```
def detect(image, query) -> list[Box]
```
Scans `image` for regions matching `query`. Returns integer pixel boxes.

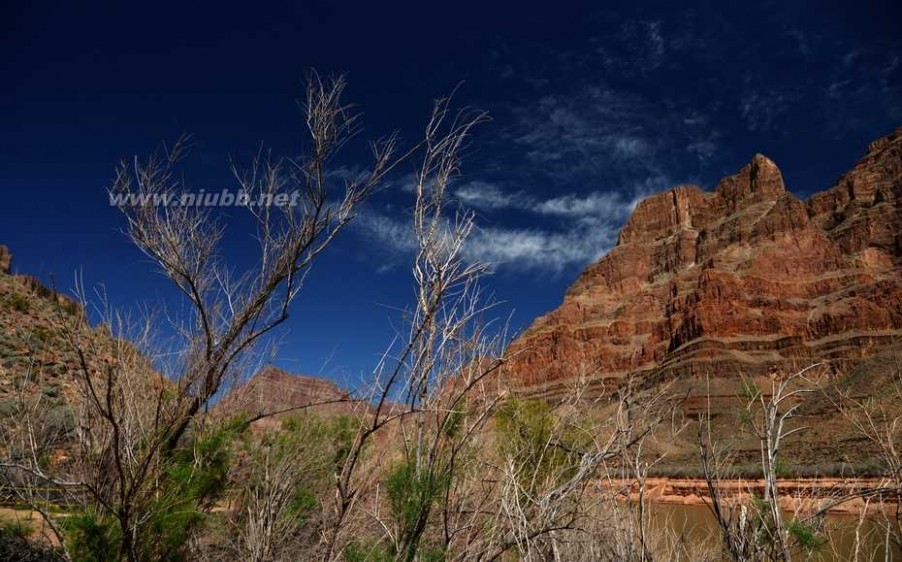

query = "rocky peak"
[0,245,11,274]
[714,153,786,211]
[617,154,787,248]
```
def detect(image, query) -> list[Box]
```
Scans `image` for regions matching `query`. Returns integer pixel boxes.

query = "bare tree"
[318,93,505,562]
[3,72,414,562]
[700,365,829,562]
[475,376,675,562]
[836,351,902,556]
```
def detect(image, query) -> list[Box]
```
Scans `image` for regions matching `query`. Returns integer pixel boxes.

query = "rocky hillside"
[0,247,86,415]
[505,127,902,399]
[0,246,122,463]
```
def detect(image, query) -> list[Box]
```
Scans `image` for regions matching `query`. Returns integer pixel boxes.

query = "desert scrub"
[1,292,30,313]
[45,405,76,441]
[41,384,61,398]
[384,458,451,553]
[60,424,242,562]
[0,516,33,539]
[0,399,21,417]
[27,326,58,348]
[738,379,762,401]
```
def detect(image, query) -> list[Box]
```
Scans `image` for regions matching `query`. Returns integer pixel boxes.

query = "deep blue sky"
[2,0,900,387]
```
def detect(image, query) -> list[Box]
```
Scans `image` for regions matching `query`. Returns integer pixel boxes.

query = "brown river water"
[648,503,902,561]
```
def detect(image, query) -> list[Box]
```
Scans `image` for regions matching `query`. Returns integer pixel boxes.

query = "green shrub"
[774,459,793,478]
[385,459,450,541]
[2,293,30,313]
[42,385,61,399]
[29,327,55,347]
[343,541,393,562]
[61,423,243,562]
[45,405,76,440]
[63,511,121,562]
[0,399,21,417]
[787,518,823,551]
[495,398,585,492]
[342,539,445,562]
[441,405,466,439]
[328,414,362,468]
[284,489,319,524]
[738,380,762,401]
[60,299,80,317]
[737,408,754,428]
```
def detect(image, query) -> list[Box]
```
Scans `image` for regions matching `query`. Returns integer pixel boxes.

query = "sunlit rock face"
[505,126,902,398]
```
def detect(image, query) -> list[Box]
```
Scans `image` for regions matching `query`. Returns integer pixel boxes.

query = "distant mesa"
[215,365,360,423]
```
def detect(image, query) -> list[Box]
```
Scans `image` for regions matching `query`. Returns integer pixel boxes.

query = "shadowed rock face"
[505,127,902,398]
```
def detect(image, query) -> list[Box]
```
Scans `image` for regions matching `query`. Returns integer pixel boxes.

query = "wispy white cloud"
[454,181,529,211]
[534,191,637,220]
[356,208,617,274]
[499,82,721,188]
[463,225,616,272]
[356,178,665,274]
[453,181,641,220]
[354,211,417,252]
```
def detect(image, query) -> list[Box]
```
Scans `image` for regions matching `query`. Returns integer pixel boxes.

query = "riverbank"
[609,477,897,515]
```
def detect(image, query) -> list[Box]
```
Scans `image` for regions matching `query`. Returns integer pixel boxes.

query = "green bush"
[328,414,363,468]
[385,459,450,541]
[343,538,445,562]
[738,379,762,401]
[62,423,244,562]
[2,293,30,313]
[441,405,466,439]
[63,511,121,562]
[787,518,824,551]
[343,541,393,562]
[29,327,56,347]
[42,384,61,399]
[495,398,585,493]
[284,489,319,525]
[0,517,33,539]
[0,399,21,417]
[60,299,81,317]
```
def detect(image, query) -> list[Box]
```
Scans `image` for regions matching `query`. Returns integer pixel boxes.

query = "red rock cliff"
[505,127,902,397]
